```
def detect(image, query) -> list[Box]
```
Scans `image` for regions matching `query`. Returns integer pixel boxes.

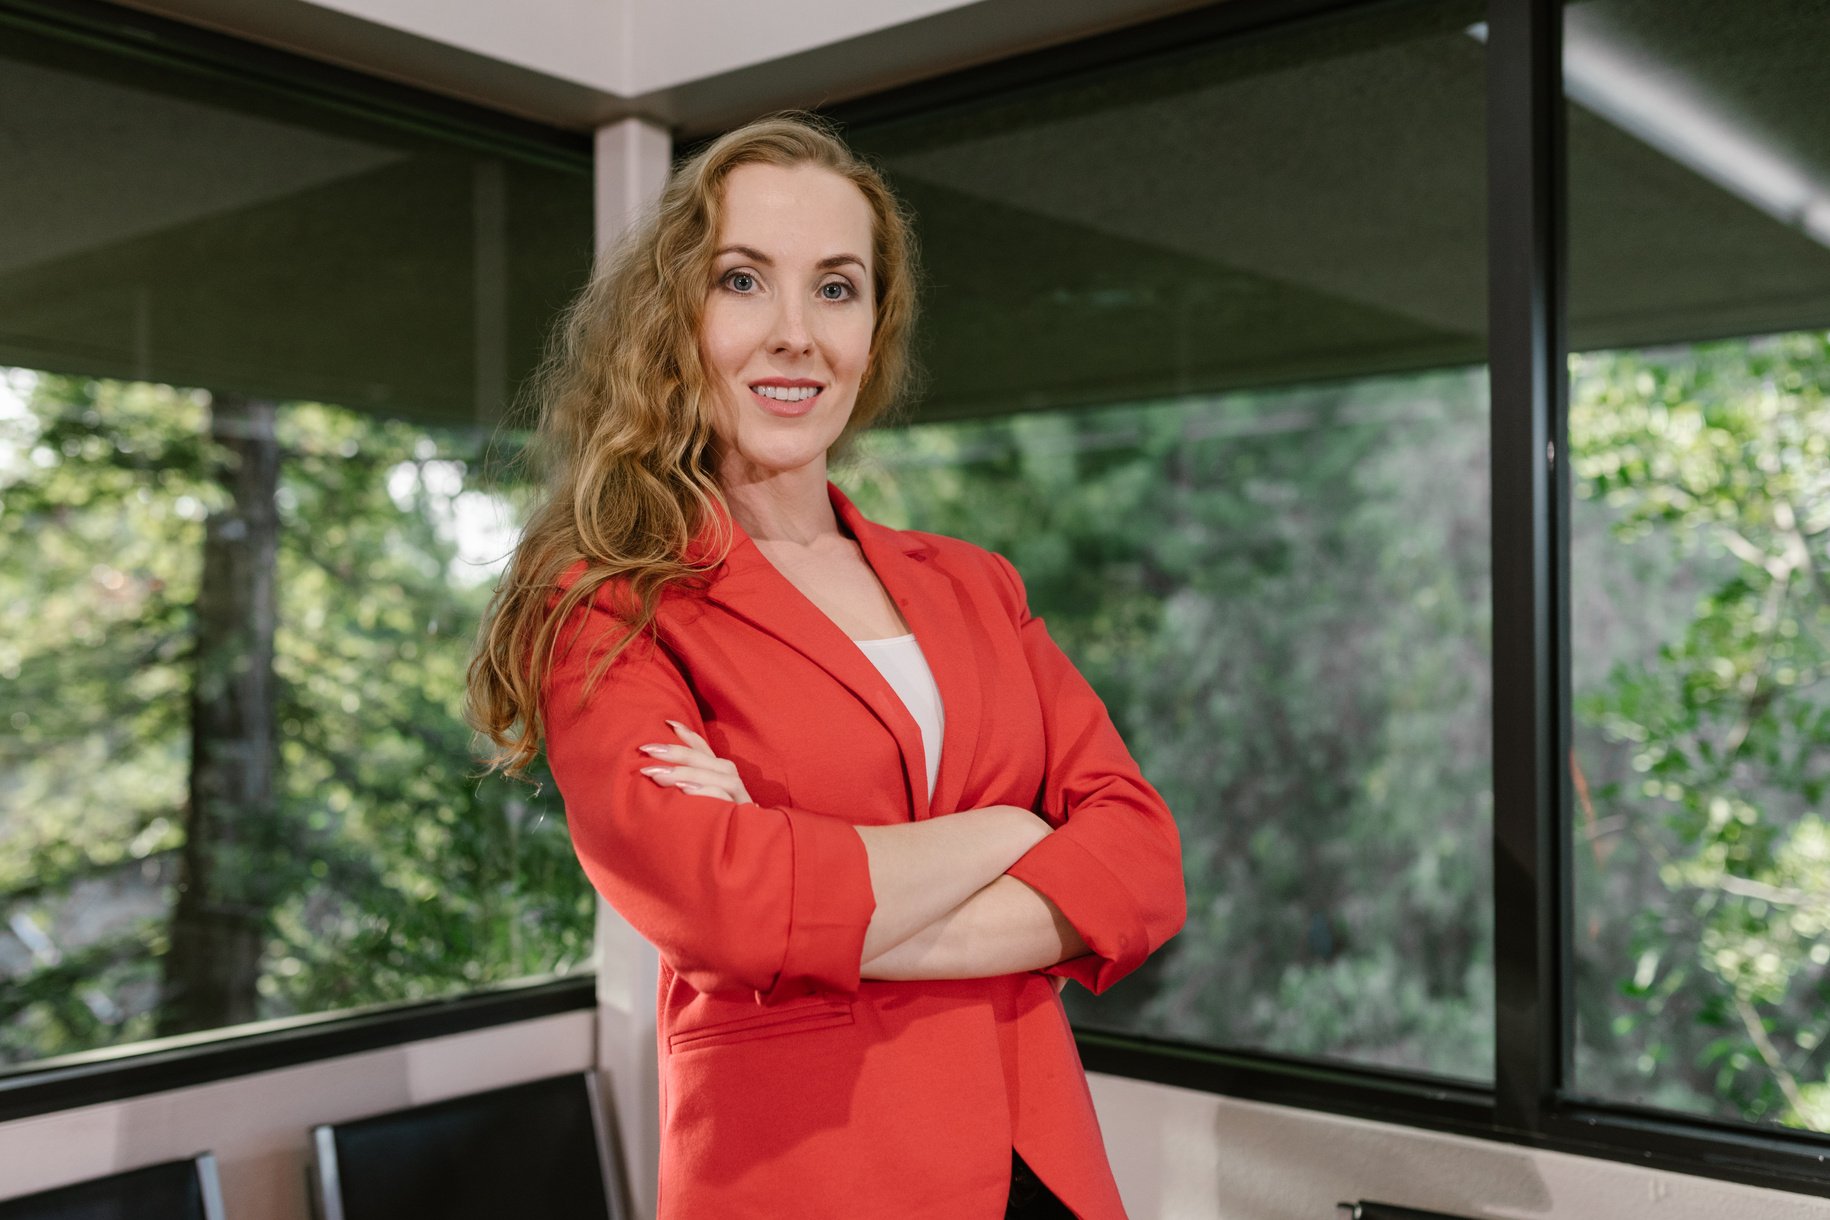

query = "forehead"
[715,162,873,263]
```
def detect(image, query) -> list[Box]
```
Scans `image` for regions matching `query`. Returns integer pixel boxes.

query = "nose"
[768,294,814,356]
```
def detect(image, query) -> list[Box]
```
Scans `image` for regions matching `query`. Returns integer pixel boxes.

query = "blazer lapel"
[832,485,986,821]
[699,496,933,818]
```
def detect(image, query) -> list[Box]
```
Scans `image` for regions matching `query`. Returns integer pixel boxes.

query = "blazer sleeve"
[542,594,878,1004]
[990,551,1188,994]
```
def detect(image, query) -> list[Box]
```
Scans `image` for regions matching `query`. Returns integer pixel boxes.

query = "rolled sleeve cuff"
[1006,832,1149,995]
[764,809,878,1003]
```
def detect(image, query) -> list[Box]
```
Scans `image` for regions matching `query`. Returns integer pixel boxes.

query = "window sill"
[0,973,595,1124]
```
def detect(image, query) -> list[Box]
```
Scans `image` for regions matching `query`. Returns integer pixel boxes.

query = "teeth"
[752,385,820,402]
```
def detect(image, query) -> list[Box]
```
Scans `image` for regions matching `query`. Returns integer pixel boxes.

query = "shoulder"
[550,558,635,619]
[833,481,1028,608]
[886,526,1030,616]
[551,558,700,617]
[544,560,673,667]
[554,557,590,598]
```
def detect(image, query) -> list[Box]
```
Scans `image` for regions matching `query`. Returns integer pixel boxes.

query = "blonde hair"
[466,111,922,778]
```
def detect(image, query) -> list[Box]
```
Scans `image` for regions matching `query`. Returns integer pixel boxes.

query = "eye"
[721,270,758,293]
[820,279,856,302]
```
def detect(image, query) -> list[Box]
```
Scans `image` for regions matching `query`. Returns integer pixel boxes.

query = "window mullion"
[1486,0,1571,1136]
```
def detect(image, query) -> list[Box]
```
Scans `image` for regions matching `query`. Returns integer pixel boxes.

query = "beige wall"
[6,1040,1827,1220]
[1092,1074,1830,1220]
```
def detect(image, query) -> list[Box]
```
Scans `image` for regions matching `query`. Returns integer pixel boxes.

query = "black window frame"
[0,0,596,1126]
[0,0,592,171]
[821,0,1830,1199]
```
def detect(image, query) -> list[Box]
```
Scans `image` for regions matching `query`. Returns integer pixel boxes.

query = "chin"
[739,446,836,477]
[712,428,835,478]
[716,405,853,476]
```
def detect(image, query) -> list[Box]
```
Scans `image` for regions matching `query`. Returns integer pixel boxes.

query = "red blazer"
[544,482,1185,1219]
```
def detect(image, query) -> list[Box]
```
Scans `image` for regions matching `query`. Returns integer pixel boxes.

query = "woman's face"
[700,161,876,488]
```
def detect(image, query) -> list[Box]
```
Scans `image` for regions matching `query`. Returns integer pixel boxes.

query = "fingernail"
[665,719,688,733]
[638,744,669,757]
[678,783,703,795]
[640,766,670,779]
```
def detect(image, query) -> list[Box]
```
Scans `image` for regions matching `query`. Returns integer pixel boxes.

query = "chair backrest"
[0,1154,225,1220]
[309,1071,623,1220]
[1337,1203,1478,1220]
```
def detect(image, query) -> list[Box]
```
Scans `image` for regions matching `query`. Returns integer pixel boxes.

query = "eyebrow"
[714,244,866,272]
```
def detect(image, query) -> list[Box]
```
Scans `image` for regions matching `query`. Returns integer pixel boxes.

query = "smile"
[749,384,823,417]
[750,384,823,402]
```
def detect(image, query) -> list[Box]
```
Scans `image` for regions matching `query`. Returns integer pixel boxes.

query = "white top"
[853,633,945,798]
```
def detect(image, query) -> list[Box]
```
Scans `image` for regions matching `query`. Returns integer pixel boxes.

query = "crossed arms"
[640,721,1085,983]
[543,555,1184,1002]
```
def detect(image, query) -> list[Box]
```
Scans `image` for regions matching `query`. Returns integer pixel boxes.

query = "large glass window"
[0,19,595,1067]
[1565,0,1830,1131]
[841,0,1493,1081]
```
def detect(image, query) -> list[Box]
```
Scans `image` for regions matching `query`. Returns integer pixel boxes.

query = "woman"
[468,112,1185,1219]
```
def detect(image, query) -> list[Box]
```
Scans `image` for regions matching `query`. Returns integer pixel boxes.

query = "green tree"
[842,365,1495,1080]
[1570,331,1830,1128]
[0,372,591,1063]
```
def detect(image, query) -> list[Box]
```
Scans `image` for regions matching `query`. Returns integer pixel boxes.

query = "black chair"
[1338,1203,1479,1220]
[0,1154,225,1220]
[308,1071,624,1220]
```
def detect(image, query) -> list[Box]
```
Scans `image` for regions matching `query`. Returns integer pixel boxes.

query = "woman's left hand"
[637,720,754,804]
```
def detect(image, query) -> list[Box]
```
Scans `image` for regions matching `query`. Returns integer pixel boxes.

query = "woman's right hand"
[637,720,754,804]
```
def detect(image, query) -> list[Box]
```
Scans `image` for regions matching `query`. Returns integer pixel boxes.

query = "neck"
[718,460,839,546]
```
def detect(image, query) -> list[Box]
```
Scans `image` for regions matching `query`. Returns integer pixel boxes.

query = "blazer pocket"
[666,996,855,1054]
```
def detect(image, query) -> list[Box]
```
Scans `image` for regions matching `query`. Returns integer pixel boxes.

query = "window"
[1564,0,1830,1133]
[0,11,595,1069]
[841,0,1494,1082]
[833,0,1830,1188]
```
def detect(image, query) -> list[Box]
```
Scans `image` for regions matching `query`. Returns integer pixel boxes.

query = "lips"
[749,385,823,418]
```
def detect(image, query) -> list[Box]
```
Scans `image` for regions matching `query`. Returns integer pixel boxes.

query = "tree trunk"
[158,391,281,1036]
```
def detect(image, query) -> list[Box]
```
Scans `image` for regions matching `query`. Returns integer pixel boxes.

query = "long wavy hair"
[467,111,922,779]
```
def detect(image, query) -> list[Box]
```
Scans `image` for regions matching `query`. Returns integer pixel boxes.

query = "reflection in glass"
[0,17,593,1069]
[842,0,1493,1079]
[1567,0,1830,1131]
[844,369,1493,1079]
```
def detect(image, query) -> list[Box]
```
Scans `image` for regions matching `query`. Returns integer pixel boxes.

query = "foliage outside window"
[840,328,1830,1134]
[1570,331,1830,1130]
[843,0,1494,1083]
[0,8,595,1068]
[1562,0,1830,1133]
[0,372,592,1066]
[843,367,1496,1082]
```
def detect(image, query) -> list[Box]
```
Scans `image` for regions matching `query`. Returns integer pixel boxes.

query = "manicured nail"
[640,766,670,779]
[638,744,670,757]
